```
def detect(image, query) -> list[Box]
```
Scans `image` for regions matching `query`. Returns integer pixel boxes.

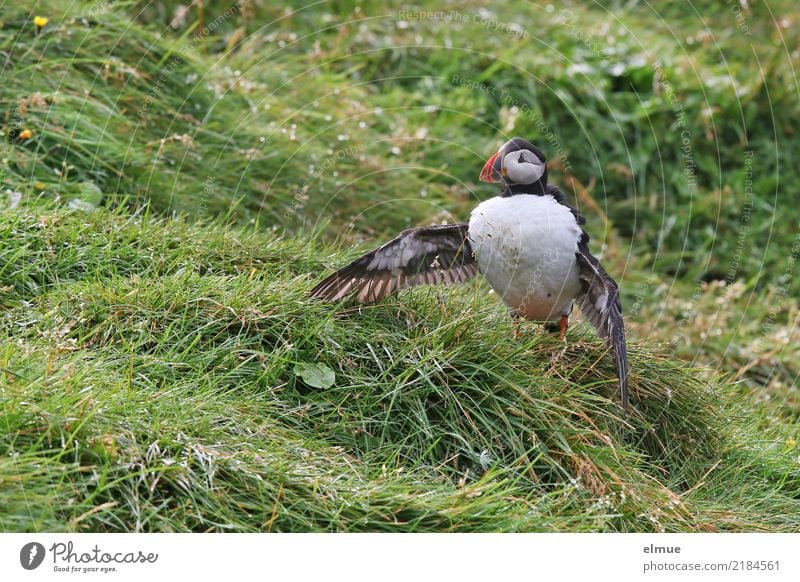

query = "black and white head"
[479,137,548,191]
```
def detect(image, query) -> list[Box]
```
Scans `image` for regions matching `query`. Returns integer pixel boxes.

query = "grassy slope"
[0,0,798,531]
[1,207,798,532]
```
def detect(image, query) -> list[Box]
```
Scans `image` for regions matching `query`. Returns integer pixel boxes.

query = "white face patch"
[503,149,545,184]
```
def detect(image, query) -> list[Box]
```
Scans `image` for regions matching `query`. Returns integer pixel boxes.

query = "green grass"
[5,0,799,279]
[0,206,798,532]
[1,0,798,531]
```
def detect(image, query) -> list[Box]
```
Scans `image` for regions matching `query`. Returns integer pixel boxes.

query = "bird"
[309,137,629,409]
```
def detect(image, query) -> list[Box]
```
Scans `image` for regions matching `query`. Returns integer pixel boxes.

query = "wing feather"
[574,234,629,409]
[309,224,477,304]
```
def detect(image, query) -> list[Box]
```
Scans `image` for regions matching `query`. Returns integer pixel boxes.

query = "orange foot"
[559,314,568,342]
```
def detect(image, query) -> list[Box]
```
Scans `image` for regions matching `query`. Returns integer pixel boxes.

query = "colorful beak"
[479,151,502,183]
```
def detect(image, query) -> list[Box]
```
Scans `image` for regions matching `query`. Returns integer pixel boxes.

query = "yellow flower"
[19,129,33,139]
[34,16,49,28]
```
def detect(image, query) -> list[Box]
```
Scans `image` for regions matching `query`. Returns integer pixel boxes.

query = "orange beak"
[479,151,502,182]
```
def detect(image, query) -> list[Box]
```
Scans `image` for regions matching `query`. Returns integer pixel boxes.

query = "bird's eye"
[516,150,542,165]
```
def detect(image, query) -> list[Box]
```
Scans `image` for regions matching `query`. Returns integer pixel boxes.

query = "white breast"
[468,194,583,321]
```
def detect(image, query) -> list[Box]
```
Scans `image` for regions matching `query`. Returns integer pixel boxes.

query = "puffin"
[309,137,629,409]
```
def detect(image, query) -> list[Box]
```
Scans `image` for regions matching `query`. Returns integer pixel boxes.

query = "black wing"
[309,224,478,304]
[574,233,629,409]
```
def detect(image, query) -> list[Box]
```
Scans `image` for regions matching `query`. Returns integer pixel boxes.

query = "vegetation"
[0,0,797,531]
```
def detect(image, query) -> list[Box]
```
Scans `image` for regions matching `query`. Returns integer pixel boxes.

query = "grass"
[1,204,798,532]
[0,0,798,531]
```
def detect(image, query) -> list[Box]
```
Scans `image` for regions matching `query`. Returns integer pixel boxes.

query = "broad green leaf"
[294,362,335,389]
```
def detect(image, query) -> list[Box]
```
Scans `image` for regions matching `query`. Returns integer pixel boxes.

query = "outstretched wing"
[574,233,629,409]
[309,224,478,304]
